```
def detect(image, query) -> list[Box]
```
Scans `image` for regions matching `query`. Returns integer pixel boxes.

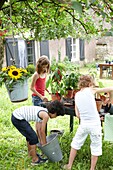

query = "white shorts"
[71,124,102,156]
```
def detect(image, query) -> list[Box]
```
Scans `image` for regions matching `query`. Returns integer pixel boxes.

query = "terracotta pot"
[51,93,61,101]
[109,91,113,104]
[73,89,80,98]
[95,99,102,112]
[64,90,74,99]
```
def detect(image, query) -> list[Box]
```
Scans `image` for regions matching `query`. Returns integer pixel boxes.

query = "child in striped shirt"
[11,100,65,165]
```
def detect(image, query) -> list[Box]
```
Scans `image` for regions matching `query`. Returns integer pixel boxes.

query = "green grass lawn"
[0,69,113,170]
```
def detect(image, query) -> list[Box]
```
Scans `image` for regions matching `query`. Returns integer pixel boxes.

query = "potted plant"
[0,65,31,102]
[49,81,65,101]
[63,72,81,98]
[46,62,66,101]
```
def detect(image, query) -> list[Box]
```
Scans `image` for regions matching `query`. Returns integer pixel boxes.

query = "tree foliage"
[0,38,4,70]
[0,0,113,40]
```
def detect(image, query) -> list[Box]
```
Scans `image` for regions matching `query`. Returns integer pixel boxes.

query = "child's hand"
[43,97,48,102]
[42,143,47,147]
[100,95,110,106]
[100,116,104,121]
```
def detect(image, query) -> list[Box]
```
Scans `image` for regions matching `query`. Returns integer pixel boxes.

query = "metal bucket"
[38,134,63,162]
[6,80,28,102]
[104,113,113,142]
[50,129,64,136]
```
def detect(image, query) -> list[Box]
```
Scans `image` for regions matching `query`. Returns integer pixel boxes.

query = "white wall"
[85,39,96,63]
[49,38,66,62]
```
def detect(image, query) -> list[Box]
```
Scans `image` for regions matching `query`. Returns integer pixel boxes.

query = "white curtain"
[18,40,27,68]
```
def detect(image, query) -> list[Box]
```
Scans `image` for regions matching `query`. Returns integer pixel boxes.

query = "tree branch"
[0,0,6,10]
[64,9,88,34]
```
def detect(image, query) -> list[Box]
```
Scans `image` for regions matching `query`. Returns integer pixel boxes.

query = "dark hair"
[36,55,50,74]
[47,100,65,116]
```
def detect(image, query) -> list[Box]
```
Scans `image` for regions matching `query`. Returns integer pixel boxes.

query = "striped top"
[13,106,48,122]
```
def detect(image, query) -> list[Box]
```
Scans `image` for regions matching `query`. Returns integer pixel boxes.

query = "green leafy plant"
[0,65,31,89]
[46,72,65,96]
[50,59,66,73]
[63,56,80,72]
[26,64,35,74]
[63,72,81,91]
[1,0,113,41]
[46,61,66,96]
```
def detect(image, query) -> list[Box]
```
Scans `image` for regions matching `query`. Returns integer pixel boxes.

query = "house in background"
[2,10,113,68]
[4,36,113,68]
[95,37,113,61]
[4,37,97,67]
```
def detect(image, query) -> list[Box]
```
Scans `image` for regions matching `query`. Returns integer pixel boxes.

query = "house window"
[26,40,35,65]
[71,38,76,61]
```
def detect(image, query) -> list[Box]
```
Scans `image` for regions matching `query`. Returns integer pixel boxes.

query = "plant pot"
[95,98,102,112]
[5,80,28,102]
[73,89,79,98]
[51,93,61,101]
[64,89,74,99]
[109,91,113,104]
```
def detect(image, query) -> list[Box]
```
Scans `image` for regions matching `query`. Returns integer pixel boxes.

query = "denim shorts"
[11,114,38,145]
[32,95,43,106]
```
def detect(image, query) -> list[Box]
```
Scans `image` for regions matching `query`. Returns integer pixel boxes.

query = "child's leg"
[64,147,77,170]
[90,155,98,170]
[11,115,40,163]
[27,141,31,157]
[27,142,39,162]
[90,125,102,170]
[64,125,88,169]
[27,141,37,158]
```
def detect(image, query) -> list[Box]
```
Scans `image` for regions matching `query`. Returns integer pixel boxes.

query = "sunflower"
[0,65,31,90]
[2,67,8,72]
[8,68,22,80]
[9,65,17,70]
[20,68,28,73]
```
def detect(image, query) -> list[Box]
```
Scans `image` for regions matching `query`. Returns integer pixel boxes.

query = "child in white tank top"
[64,74,113,170]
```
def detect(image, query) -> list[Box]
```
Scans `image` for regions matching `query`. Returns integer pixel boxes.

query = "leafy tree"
[0,0,113,40]
[0,37,4,70]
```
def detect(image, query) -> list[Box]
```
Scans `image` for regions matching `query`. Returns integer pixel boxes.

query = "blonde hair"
[78,74,94,89]
[36,55,50,74]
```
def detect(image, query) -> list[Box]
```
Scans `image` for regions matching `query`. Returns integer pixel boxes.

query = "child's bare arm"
[75,103,80,118]
[38,112,49,145]
[35,122,42,143]
[93,87,113,94]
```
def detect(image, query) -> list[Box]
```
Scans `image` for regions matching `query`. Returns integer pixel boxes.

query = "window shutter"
[5,38,19,66]
[40,40,49,58]
[79,39,85,61]
[66,38,72,61]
